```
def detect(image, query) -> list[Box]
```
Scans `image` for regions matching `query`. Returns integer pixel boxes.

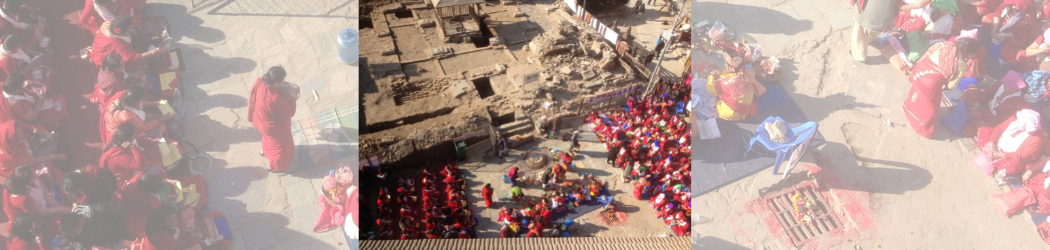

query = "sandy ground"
[693,0,1050,249]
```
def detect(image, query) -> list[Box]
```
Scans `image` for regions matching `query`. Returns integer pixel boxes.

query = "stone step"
[497,120,534,137]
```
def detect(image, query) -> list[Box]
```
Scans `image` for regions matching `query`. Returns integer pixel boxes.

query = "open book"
[157,100,175,116]
[156,140,182,167]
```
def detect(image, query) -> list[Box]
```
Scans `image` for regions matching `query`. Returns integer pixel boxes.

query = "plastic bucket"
[337,28,359,64]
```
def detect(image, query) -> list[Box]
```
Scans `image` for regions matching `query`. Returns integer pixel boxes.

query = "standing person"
[849,0,897,62]
[482,183,494,208]
[903,38,981,138]
[507,166,518,186]
[570,130,581,153]
[607,139,620,164]
[248,66,299,173]
[496,136,508,159]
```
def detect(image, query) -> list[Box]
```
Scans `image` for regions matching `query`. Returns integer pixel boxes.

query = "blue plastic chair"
[745,116,819,178]
[675,101,685,115]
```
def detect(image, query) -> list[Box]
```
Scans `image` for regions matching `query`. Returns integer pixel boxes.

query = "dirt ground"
[693,0,1050,249]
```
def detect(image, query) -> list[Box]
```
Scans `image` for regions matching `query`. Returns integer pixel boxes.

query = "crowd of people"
[373,164,479,240]
[587,83,692,237]
[847,0,1050,244]
[0,0,319,247]
[496,166,605,238]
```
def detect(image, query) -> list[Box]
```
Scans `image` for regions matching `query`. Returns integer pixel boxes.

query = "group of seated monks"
[0,0,214,248]
[586,91,691,237]
[497,200,554,238]
[374,165,478,240]
[0,137,209,250]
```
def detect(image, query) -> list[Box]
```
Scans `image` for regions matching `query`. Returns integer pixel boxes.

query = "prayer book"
[697,117,721,140]
[157,140,182,167]
[38,37,48,48]
[158,72,177,91]
[168,50,179,70]
[157,100,174,116]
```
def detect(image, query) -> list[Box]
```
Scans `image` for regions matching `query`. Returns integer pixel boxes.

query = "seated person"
[1011,28,1050,72]
[79,0,141,34]
[706,42,764,122]
[62,164,118,206]
[57,202,127,250]
[0,73,66,130]
[90,15,163,69]
[91,52,129,107]
[986,2,1044,67]
[102,85,173,144]
[144,206,201,250]
[7,214,43,250]
[961,79,1029,137]
[121,173,164,238]
[101,123,152,189]
[164,159,206,213]
[3,165,69,242]
[976,109,1048,178]
[0,0,44,51]
[0,35,50,79]
[0,121,64,178]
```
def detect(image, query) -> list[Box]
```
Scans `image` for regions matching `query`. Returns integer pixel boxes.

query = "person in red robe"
[144,206,200,250]
[481,183,493,208]
[89,15,162,68]
[62,164,118,206]
[633,178,648,200]
[7,214,43,250]
[91,52,128,109]
[0,73,68,131]
[101,123,150,190]
[0,0,44,50]
[0,35,42,79]
[0,120,63,178]
[904,38,982,138]
[165,159,206,213]
[976,109,1048,177]
[121,173,163,238]
[3,165,67,241]
[247,66,298,173]
[78,0,139,35]
[101,86,172,146]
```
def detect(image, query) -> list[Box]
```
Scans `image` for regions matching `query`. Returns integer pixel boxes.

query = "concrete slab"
[239,224,277,250]
[451,80,475,98]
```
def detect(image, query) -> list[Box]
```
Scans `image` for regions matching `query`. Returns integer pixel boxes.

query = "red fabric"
[121,178,161,238]
[481,186,493,208]
[247,78,296,172]
[312,194,345,233]
[0,56,17,78]
[173,174,206,212]
[1009,36,1045,72]
[993,186,1037,217]
[2,189,28,226]
[977,116,1048,175]
[0,120,28,177]
[711,73,757,117]
[894,10,927,33]
[904,42,959,138]
[6,237,42,250]
[143,229,180,250]
[100,145,144,188]
[90,30,143,68]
